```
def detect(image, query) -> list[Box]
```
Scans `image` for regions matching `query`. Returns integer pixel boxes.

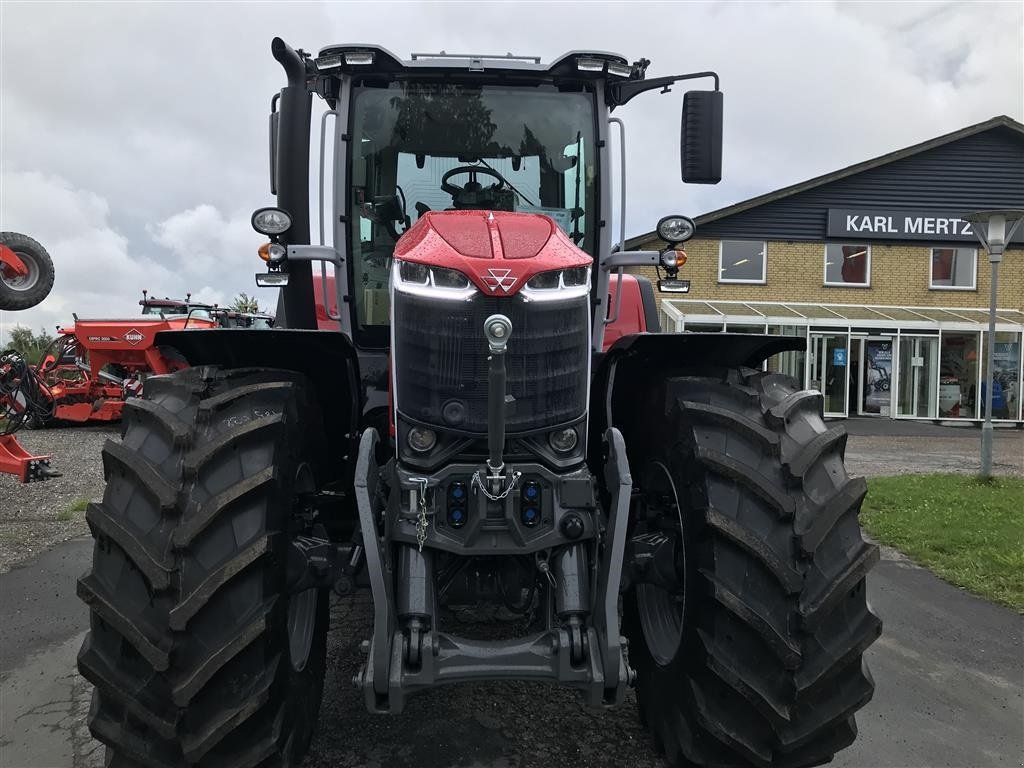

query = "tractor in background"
[77,40,879,768]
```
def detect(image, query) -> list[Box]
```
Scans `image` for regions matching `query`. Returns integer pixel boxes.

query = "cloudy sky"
[2,0,1021,340]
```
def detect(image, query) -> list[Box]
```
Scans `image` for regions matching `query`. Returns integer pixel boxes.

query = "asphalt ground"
[1,421,1022,767]
[1,536,1021,768]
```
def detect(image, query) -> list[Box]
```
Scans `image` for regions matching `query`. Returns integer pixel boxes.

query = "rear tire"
[624,369,881,768]
[0,231,55,310]
[77,366,330,767]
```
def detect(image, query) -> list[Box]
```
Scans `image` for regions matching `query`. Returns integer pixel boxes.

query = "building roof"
[628,115,1024,248]
[659,299,1024,333]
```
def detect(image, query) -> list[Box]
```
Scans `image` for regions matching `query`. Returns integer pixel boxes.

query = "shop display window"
[980,332,1022,420]
[939,333,979,418]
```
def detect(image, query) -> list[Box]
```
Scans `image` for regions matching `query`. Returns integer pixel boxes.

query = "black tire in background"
[624,369,881,768]
[77,366,330,767]
[0,231,55,311]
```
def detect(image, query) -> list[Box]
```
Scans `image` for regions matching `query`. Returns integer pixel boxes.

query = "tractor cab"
[139,290,215,321]
[257,43,723,350]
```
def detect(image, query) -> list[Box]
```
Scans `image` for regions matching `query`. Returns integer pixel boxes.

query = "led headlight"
[656,215,695,244]
[392,260,476,300]
[251,207,292,236]
[522,267,591,301]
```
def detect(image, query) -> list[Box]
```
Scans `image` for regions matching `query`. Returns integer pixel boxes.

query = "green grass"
[862,474,1024,612]
[58,498,91,521]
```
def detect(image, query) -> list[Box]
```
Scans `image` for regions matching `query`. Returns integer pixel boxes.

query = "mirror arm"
[609,70,719,107]
[601,251,662,270]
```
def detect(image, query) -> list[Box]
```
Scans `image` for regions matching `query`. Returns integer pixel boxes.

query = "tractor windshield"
[349,81,597,334]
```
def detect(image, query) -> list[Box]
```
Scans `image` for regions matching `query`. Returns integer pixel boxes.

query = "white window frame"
[823,243,871,288]
[718,239,767,284]
[929,246,977,291]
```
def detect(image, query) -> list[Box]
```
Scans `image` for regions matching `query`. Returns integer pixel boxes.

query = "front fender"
[589,332,804,462]
[156,328,362,467]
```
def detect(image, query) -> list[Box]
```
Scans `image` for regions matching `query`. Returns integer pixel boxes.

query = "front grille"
[394,291,589,433]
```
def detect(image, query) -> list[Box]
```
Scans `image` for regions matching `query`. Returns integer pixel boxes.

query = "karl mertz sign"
[827,209,1024,243]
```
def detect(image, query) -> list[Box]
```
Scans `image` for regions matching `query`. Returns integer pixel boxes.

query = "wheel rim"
[0,251,41,291]
[287,463,318,672]
[636,460,687,667]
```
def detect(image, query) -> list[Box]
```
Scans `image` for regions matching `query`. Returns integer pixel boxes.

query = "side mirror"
[680,90,723,184]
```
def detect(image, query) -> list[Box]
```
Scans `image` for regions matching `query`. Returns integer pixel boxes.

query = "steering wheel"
[440,165,508,197]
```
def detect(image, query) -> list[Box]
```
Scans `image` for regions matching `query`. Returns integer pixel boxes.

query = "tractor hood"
[392,210,592,297]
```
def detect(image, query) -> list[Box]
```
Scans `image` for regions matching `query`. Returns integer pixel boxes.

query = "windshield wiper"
[476,157,538,207]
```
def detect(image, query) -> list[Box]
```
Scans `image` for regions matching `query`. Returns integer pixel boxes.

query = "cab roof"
[315,45,632,77]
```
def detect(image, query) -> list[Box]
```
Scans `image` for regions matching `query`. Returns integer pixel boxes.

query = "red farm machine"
[28,309,217,426]
[76,41,880,768]
[1,232,59,481]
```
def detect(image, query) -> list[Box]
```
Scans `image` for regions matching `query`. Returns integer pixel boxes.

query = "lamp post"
[961,209,1024,479]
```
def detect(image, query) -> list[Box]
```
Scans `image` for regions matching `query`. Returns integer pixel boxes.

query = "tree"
[4,326,56,364]
[230,293,261,313]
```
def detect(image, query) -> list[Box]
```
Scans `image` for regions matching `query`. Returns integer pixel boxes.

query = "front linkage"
[351,425,635,712]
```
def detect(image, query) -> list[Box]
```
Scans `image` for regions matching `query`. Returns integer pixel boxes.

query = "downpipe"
[270,37,317,330]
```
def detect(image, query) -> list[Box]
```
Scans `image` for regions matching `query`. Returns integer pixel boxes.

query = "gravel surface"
[845,432,1023,478]
[0,426,118,572]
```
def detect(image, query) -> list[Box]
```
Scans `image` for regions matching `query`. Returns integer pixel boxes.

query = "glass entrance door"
[897,335,939,418]
[810,333,849,417]
[861,337,894,416]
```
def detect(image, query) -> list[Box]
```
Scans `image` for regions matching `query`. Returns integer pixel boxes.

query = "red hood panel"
[393,210,592,296]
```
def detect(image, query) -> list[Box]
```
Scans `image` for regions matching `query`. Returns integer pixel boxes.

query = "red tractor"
[77,42,879,768]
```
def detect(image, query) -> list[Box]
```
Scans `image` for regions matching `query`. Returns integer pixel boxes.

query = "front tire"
[624,369,881,768]
[77,366,329,767]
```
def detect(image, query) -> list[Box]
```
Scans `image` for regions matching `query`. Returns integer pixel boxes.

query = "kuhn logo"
[123,329,144,346]
[483,268,516,293]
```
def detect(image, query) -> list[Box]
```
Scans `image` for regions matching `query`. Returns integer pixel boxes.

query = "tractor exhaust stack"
[270,37,317,330]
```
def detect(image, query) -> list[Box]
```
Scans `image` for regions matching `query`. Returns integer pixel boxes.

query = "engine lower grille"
[394,291,589,433]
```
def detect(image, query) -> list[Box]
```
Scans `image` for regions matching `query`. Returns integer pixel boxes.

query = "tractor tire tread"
[626,369,879,768]
[101,439,179,510]
[168,534,274,630]
[79,366,329,768]
[85,501,173,591]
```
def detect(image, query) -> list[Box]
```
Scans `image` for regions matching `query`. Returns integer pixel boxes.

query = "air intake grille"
[393,291,589,433]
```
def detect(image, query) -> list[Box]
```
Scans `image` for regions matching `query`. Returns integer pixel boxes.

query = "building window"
[824,243,870,287]
[930,247,977,290]
[718,240,767,283]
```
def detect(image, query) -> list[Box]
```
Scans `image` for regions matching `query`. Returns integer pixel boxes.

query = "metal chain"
[409,476,430,552]
[470,469,522,501]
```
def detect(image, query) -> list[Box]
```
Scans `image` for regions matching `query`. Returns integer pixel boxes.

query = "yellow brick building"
[627,116,1024,423]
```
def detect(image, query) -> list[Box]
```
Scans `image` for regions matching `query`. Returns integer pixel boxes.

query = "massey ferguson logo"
[123,329,144,346]
[483,268,516,293]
